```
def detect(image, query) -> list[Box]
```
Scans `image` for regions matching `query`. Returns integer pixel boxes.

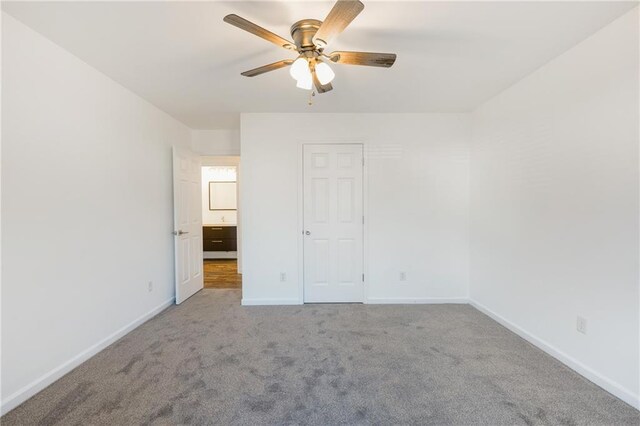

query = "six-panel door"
[303,144,364,303]
[173,148,203,304]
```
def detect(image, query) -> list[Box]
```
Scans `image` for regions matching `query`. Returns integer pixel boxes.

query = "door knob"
[173,230,189,236]
[305,230,311,235]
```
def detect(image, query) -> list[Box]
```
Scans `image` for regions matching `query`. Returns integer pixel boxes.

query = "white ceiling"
[3,1,636,129]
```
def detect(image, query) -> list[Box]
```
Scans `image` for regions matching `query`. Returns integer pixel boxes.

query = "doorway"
[302,144,364,303]
[201,157,242,290]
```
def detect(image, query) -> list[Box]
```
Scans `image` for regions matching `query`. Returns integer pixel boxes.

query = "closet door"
[303,144,364,303]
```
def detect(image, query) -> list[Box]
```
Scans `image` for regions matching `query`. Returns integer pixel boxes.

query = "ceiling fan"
[223,0,397,94]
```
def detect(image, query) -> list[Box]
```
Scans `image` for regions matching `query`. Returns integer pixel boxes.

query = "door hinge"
[362,157,365,166]
[362,216,364,224]
[362,273,365,282]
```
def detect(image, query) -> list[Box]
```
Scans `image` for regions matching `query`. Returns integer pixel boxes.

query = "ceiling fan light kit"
[296,73,313,90]
[315,61,336,85]
[289,57,334,89]
[290,57,312,81]
[223,0,396,96]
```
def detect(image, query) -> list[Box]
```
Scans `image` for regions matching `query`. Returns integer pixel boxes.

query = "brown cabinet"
[203,226,237,252]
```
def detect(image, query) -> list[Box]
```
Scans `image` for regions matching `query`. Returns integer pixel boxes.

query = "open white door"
[172,147,203,304]
[303,144,364,303]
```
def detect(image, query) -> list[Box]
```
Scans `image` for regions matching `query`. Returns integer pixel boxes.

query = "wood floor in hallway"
[203,259,241,289]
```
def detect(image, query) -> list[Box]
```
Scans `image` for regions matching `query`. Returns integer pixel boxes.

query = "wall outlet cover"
[576,316,587,334]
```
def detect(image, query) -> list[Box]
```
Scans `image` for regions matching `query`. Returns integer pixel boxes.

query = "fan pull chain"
[308,90,316,106]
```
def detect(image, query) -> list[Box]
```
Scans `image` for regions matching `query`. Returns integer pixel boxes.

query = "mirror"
[209,181,237,211]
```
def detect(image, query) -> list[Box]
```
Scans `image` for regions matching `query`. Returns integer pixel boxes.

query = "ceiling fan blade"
[312,69,333,93]
[223,14,296,50]
[313,0,364,48]
[241,59,294,77]
[328,51,397,67]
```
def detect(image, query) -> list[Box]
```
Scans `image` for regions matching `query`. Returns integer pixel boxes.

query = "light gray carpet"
[3,289,639,425]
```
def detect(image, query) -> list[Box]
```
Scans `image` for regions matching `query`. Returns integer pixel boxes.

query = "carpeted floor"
[3,290,638,425]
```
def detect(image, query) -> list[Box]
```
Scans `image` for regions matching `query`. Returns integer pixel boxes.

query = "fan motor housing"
[290,19,322,51]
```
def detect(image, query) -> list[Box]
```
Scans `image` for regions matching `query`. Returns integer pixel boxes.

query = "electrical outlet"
[400,272,407,281]
[280,272,286,282]
[576,316,587,334]
[148,281,153,292]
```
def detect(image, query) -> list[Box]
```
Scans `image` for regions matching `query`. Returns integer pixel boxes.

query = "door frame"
[296,140,369,304]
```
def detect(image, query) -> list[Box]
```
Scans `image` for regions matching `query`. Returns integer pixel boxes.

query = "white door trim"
[296,140,369,304]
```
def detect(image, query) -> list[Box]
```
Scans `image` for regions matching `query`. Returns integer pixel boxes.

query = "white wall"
[241,113,470,305]
[470,8,639,408]
[1,13,191,413]
[191,129,240,156]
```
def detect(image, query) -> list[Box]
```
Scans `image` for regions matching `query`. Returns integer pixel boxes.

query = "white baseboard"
[1,298,175,415]
[469,299,640,410]
[241,298,301,306]
[242,298,470,305]
[366,297,469,304]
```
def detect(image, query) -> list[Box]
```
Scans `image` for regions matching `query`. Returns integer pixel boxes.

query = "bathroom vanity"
[203,225,237,252]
